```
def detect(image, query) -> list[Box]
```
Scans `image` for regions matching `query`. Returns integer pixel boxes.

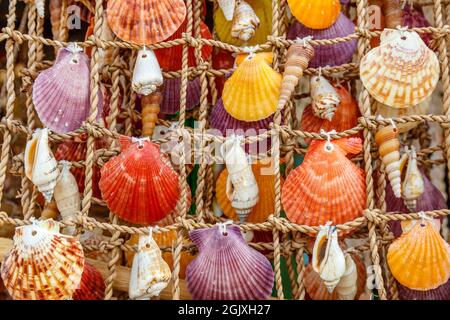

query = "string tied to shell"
[132,136,150,149]
[218,220,234,235]
[320,129,337,152]
[295,35,313,47]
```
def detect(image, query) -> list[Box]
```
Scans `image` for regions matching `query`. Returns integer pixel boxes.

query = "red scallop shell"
[73,262,105,300]
[99,135,180,225]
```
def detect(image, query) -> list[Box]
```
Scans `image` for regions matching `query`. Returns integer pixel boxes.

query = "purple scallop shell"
[384,168,447,237]
[287,13,357,68]
[402,5,432,46]
[397,280,450,300]
[160,77,201,115]
[33,45,103,134]
[186,225,274,300]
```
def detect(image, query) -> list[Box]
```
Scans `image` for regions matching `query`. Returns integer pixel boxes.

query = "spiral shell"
[402,147,425,212]
[375,125,401,198]
[24,128,60,202]
[231,0,260,42]
[141,91,162,137]
[382,0,402,28]
[132,47,163,96]
[278,42,314,109]
[310,76,341,121]
[336,254,358,300]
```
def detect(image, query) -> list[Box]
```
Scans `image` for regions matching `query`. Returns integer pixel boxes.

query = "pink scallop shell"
[160,77,201,115]
[32,45,103,134]
[287,13,357,68]
[186,225,274,300]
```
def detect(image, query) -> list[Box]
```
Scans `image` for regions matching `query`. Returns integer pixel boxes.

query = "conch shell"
[218,0,236,21]
[220,136,259,222]
[401,146,425,212]
[24,128,60,202]
[312,223,346,292]
[336,254,358,300]
[375,125,401,198]
[278,41,314,109]
[129,231,172,300]
[231,0,260,42]
[132,47,163,96]
[54,160,80,236]
[310,76,341,121]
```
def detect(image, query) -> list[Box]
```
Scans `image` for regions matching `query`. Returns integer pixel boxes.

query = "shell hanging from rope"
[132,47,163,96]
[106,0,187,45]
[24,128,60,203]
[360,29,440,108]
[401,147,425,212]
[129,233,172,299]
[231,0,260,42]
[310,76,341,121]
[278,41,314,109]
[287,0,341,29]
[375,125,402,198]
[0,219,85,300]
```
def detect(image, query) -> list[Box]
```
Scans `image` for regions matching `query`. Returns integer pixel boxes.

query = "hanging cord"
[320,129,337,152]
[217,220,233,235]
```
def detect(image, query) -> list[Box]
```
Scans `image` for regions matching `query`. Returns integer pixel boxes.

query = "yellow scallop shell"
[215,160,281,223]
[214,0,272,46]
[387,220,450,291]
[287,0,341,30]
[222,52,282,121]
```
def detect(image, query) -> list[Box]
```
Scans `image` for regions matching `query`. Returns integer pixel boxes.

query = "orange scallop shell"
[281,138,366,227]
[288,0,341,30]
[106,0,187,45]
[99,135,180,225]
[155,19,213,71]
[387,220,450,291]
[215,160,281,223]
[305,254,367,300]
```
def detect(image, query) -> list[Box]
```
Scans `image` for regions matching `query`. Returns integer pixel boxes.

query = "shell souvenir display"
[132,47,163,96]
[312,224,346,291]
[186,223,274,300]
[32,43,103,134]
[287,0,341,29]
[220,136,259,222]
[310,76,341,121]
[360,29,440,108]
[1,219,85,300]
[54,161,81,236]
[129,231,172,299]
[282,138,366,227]
[222,52,282,122]
[288,13,357,68]
[106,0,187,45]
[99,136,180,225]
[24,128,60,203]
[278,41,315,109]
[387,217,450,291]
[401,146,425,212]
[375,125,402,198]
[214,0,272,46]
[216,160,278,223]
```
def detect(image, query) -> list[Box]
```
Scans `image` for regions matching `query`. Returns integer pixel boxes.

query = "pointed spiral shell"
[402,147,425,212]
[278,43,314,109]
[310,76,341,121]
[141,92,162,137]
[375,125,401,198]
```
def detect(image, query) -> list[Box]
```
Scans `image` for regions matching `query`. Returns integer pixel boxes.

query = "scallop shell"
[288,13,357,68]
[310,76,341,121]
[32,44,103,134]
[129,233,172,299]
[24,128,60,202]
[282,138,366,227]
[231,0,260,42]
[214,0,272,46]
[218,0,236,20]
[222,52,282,122]
[375,125,401,198]
[99,136,180,225]
[301,84,361,141]
[288,0,341,29]
[360,29,440,108]
[0,219,85,300]
[387,220,450,291]
[106,0,186,45]
[216,160,280,223]
[154,19,212,71]
[132,47,163,96]
[305,254,366,300]
[186,224,274,300]
[397,279,450,300]
[160,77,201,115]
[72,263,105,300]
[54,160,80,236]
